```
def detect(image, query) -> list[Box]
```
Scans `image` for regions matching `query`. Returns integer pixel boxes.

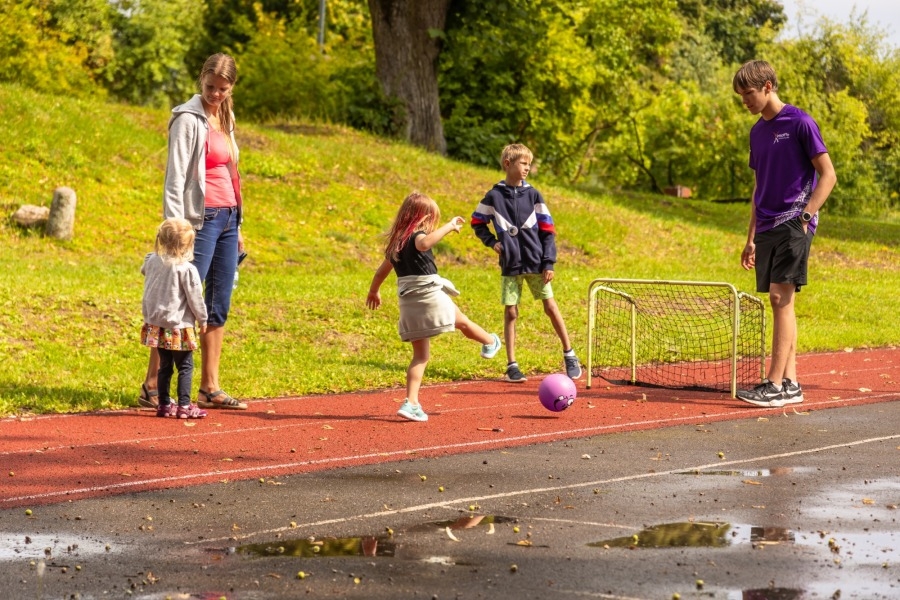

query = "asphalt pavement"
[2,399,899,600]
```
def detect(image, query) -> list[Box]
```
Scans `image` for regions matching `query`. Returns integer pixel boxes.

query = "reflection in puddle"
[236,514,516,564]
[675,467,803,477]
[589,521,734,548]
[740,589,805,600]
[590,521,900,565]
[238,535,395,558]
[588,522,799,549]
[431,515,517,529]
[750,526,795,545]
[0,533,111,561]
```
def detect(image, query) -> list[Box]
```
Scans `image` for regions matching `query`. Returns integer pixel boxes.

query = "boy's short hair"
[733,60,778,93]
[501,143,533,168]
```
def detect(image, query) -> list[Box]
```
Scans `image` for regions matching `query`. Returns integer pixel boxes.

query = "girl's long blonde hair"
[384,192,440,262]
[155,218,196,265]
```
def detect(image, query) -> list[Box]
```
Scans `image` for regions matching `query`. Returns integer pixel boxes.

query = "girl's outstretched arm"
[416,216,464,251]
[367,259,392,309]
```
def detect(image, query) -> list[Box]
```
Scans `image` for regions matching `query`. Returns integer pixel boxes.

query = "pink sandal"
[177,404,208,419]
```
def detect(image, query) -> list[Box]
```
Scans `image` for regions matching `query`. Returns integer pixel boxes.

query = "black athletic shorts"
[753,217,813,293]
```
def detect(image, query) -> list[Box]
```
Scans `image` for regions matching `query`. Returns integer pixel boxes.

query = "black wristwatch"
[801,211,813,223]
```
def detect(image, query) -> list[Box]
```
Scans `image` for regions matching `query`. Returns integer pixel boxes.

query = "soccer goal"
[586,279,766,397]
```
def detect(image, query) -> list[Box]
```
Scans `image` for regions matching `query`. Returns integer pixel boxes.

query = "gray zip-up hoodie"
[141,253,208,330]
[163,95,243,229]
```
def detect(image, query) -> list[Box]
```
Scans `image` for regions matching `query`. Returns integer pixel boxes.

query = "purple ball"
[538,374,577,412]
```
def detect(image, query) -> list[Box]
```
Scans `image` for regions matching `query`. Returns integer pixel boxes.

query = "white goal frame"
[586,279,766,397]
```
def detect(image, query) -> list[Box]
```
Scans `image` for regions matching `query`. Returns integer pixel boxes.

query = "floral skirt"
[141,323,199,351]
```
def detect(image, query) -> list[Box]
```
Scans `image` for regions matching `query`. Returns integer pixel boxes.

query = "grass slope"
[1,84,898,416]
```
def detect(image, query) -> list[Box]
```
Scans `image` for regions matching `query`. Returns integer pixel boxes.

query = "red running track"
[1,348,897,508]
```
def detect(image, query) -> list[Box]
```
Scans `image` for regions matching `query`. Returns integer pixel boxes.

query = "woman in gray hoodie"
[139,53,247,410]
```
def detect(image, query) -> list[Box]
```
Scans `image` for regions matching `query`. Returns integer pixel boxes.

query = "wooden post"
[46,187,77,240]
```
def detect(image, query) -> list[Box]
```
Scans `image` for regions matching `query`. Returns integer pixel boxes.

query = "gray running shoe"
[781,378,804,404]
[564,354,583,379]
[504,363,527,383]
[736,380,785,408]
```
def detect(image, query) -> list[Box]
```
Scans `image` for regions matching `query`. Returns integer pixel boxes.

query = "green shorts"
[501,274,554,305]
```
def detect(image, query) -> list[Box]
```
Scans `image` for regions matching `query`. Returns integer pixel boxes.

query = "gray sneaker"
[564,354,583,379]
[504,363,527,383]
[782,378,804,404]
[736,380,785,408]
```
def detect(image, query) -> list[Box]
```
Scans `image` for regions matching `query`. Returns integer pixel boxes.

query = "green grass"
[1,83,898,416]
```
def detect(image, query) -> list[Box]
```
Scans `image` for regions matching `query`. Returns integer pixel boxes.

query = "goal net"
[587,279,765,397]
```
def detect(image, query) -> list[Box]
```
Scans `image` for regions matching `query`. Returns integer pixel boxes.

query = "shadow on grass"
[0,381,136,416]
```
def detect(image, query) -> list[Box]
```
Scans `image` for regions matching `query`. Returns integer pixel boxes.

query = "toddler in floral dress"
[141,218,209,419]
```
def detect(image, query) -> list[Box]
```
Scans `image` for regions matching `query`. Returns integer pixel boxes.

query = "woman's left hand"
[238,229,245,253]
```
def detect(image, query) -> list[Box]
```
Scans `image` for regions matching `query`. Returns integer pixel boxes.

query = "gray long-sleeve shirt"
[141,253,208,330]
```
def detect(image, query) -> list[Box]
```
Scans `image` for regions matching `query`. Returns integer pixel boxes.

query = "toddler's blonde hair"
[155,218,195,264]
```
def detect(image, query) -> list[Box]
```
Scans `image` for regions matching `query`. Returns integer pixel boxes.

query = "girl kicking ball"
[366,192,501,422]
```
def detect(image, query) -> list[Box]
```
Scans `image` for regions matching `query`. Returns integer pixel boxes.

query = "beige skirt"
[396,275,458,342]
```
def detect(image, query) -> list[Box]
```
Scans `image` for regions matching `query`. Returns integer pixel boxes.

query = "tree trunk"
[368,0,450,154]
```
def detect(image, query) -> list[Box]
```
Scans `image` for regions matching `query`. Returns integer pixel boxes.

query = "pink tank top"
[205,129,237,208]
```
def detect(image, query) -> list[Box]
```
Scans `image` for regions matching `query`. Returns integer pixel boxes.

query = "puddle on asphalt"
[735,589,804,599]
[0,533,112,561]
[589,521,900,561]
[428,514,518,529]
[587,522,817,549]
[589,521,735,548]
[674,467,811,477]
[238,535,397,558]
[235,514,516,563]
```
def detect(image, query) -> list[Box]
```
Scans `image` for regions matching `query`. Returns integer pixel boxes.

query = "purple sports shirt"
[749,104,828,234]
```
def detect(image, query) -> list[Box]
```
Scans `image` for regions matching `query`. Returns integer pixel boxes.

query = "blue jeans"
[193,207,239,326]
[157,349,194,406]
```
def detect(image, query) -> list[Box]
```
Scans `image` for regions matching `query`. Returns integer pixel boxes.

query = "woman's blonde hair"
[199,53,238,161]
[155,218,196,264]
[384,192,440,262]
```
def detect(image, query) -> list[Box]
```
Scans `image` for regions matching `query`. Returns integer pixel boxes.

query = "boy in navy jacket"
[471,144,582,383]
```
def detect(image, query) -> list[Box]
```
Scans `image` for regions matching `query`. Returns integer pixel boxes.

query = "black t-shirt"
[391,231,437,277]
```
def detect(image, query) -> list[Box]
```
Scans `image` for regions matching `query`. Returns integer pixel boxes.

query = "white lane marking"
[185,432,900,545]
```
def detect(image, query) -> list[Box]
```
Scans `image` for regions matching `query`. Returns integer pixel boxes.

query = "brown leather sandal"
[197,389,248,410]
[139,382,159,409]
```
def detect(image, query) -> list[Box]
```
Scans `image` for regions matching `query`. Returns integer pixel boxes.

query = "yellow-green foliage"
[1,84,898,415]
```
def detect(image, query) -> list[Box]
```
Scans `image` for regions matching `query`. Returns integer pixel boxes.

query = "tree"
[0,0,115,96]
[367,0,450,153]
[438,0,682,178]
[108,0,202,107]
[676,0,785,65]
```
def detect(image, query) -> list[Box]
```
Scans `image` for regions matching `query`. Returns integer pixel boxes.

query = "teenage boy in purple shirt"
[732,60,837,407]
